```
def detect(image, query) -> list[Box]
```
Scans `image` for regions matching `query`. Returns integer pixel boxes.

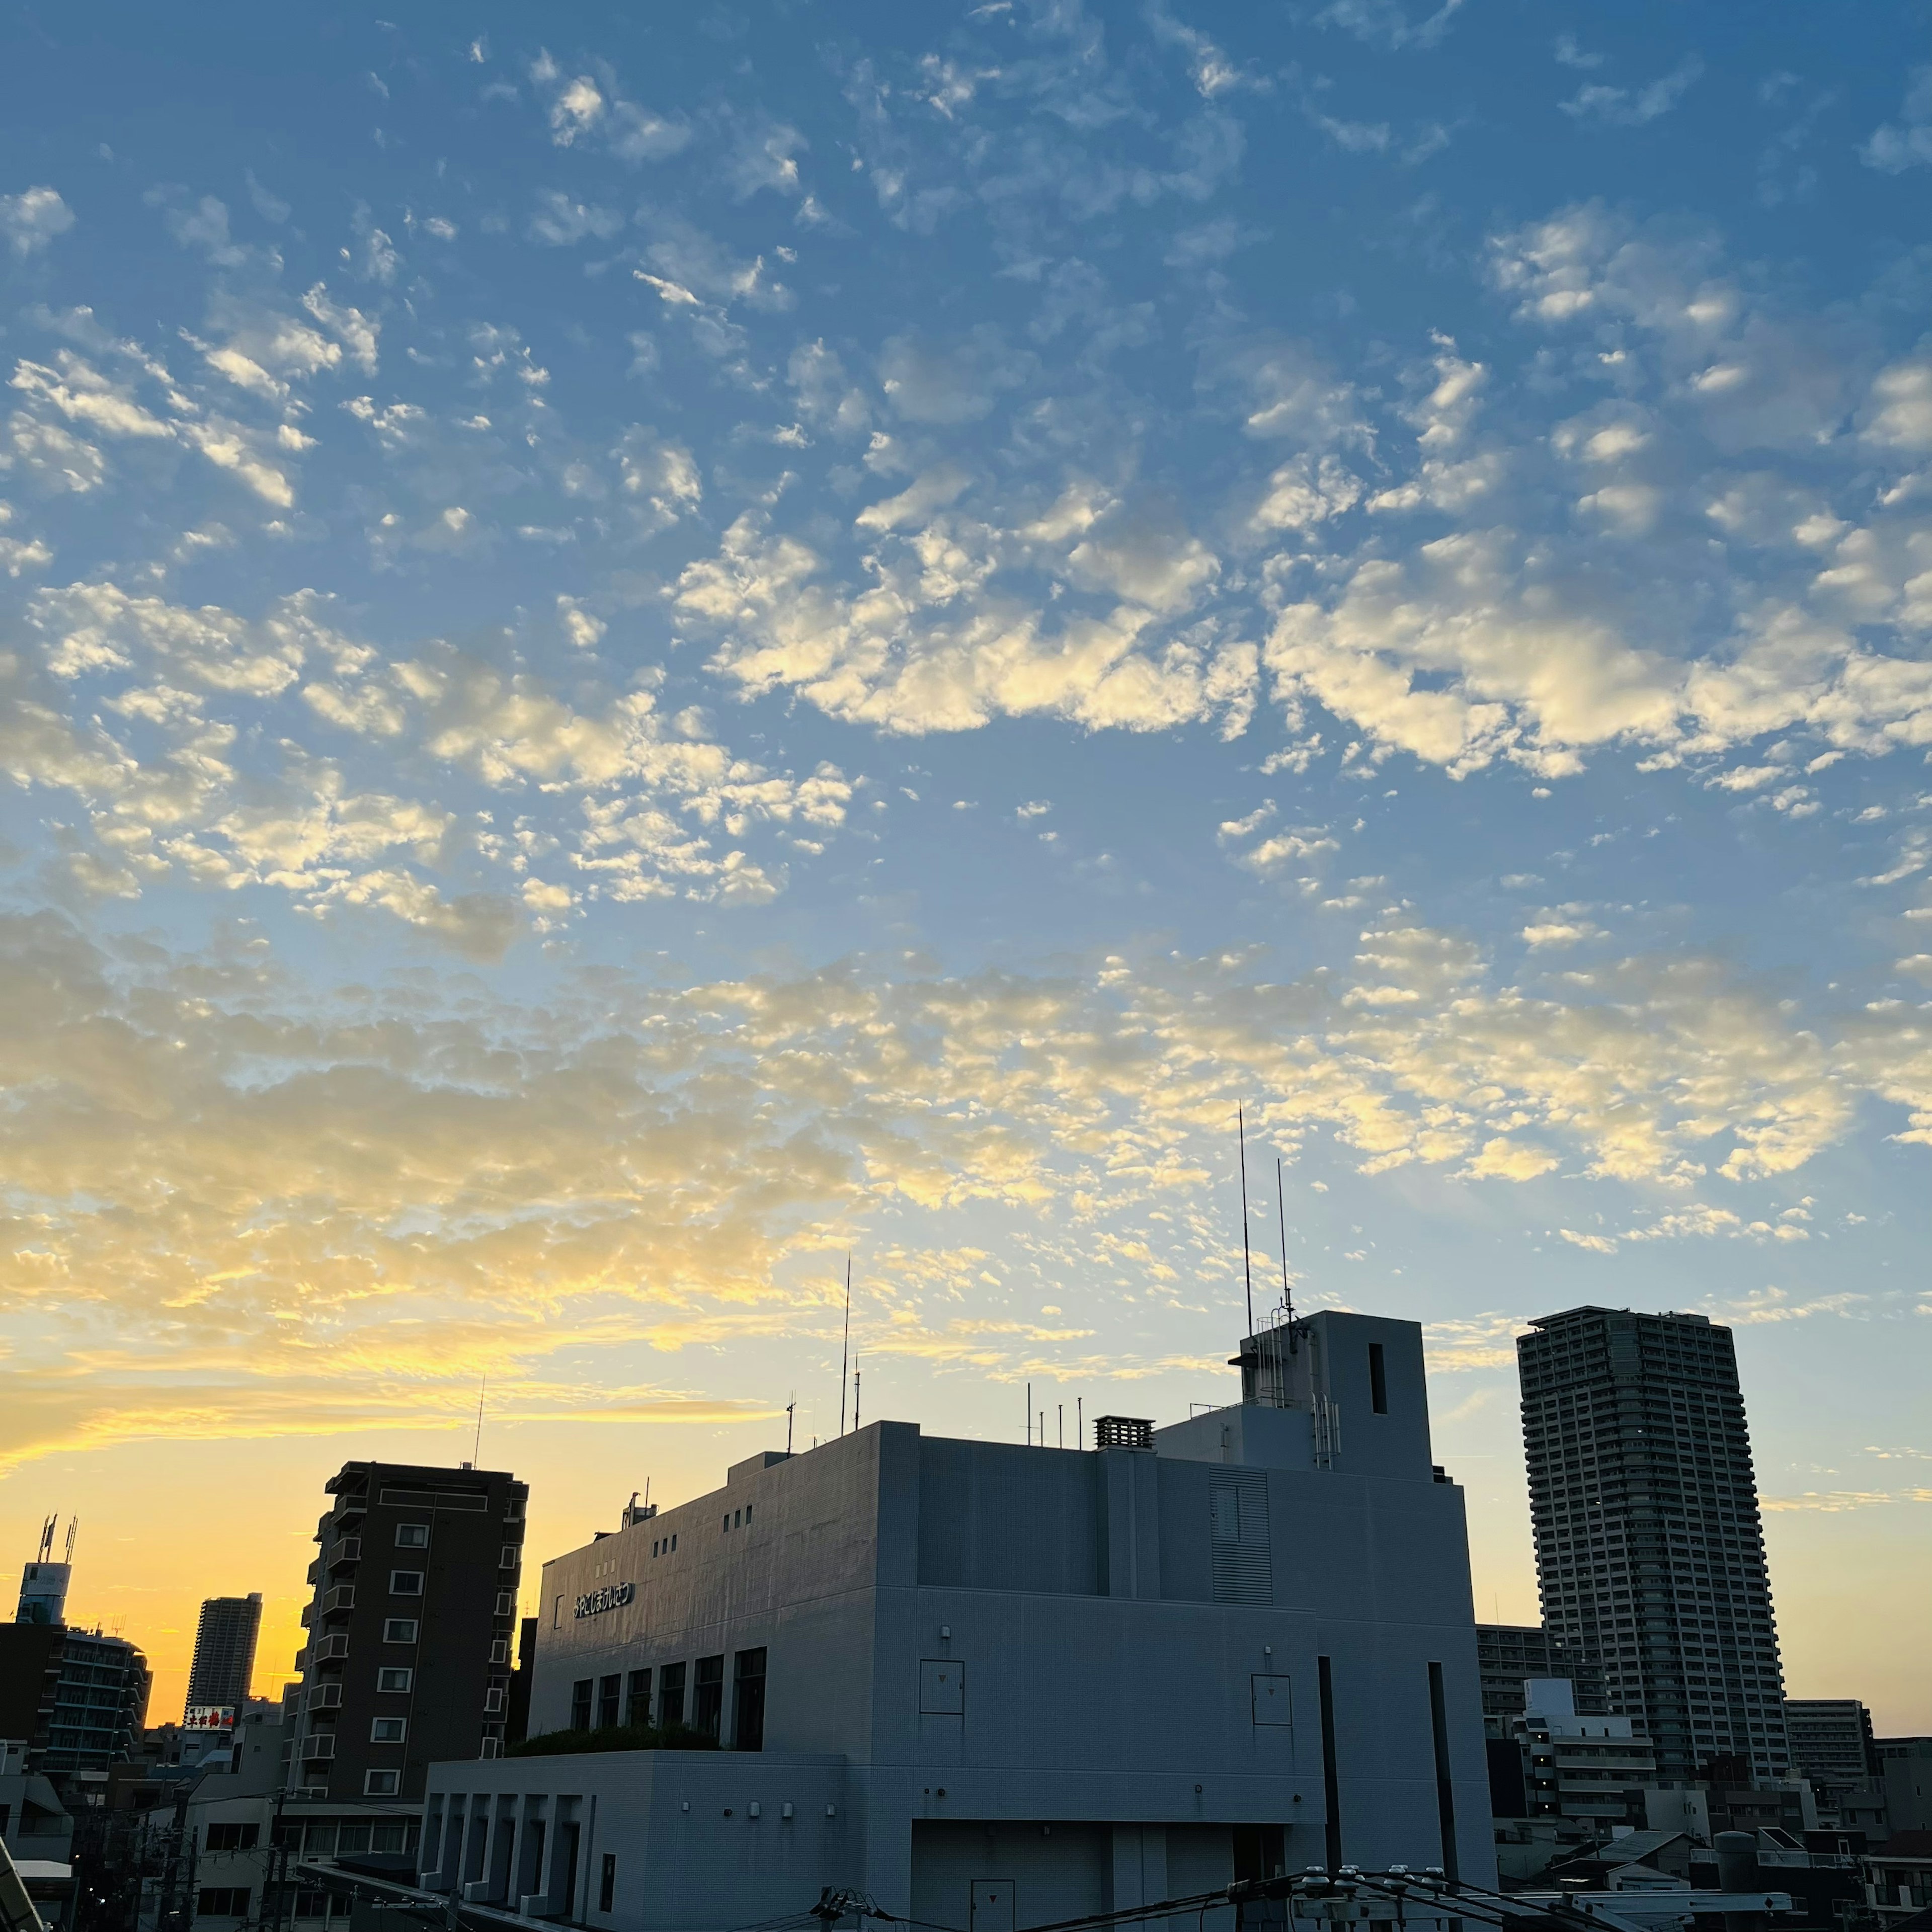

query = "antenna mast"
[786,1395,795,1457]
[1238,1107,1254,1340]
[64,1517,77,1565]
[839,1255,852,1437]
[1276,1157,1293,1323]
[36,1516,54,1563]
[472,1378,486,1467]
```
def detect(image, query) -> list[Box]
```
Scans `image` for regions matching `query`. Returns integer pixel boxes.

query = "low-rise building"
[424,1310,1498,1931]
[1506,1678,1657,1835]
[1879,1741,1932,1838]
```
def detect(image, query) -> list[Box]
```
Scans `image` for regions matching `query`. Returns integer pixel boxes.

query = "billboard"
[183,1704,236,1733]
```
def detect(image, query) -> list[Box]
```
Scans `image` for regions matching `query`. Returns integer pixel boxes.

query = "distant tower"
[17,1515,73,1626]
[1518,1306,1789,1782]
[185,1593,264,1717]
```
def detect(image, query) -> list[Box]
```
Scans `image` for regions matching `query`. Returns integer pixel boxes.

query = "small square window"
[494,1591,515,1617]
[395,1524,429,1549]
[363,1770,400,1797]
[389,1570,424,1596]
[484,1686,506,1713]
[499,1546,520,1569]
[370,1717,407,1743]
[744,1503,753,1522]
[376,1667,413,1693]
[383,1618,419,1644]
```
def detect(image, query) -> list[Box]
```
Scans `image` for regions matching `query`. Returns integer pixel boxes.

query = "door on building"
[970,1880,1016,1932]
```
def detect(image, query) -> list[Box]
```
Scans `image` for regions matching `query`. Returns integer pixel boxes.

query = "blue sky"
[3,1,1931,1721]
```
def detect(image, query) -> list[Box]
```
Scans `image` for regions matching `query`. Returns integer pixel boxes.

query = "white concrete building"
[422,1311,1497,1931]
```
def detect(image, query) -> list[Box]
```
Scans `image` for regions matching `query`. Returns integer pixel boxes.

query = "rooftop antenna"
[36,1516,54,1563]
[786,1394,795,1456]
[471,1378,486,1468]
[853,1359,861,1433]
[1026,1380,1032,1445]
[64,1517,77,1565]
[839,1255,852,1437]
[1238,1107,1254,1341]
[1276,1157,1294,1323]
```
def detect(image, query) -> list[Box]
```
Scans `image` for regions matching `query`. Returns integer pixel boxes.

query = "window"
[553,1594,564,1630]
[383,1618,419,1643]
[659,1661,686,1728]
[490,1639,510,1664]
[499,1546,520,1569]
[197,1890,251,1917]
[505,1493,526,1521]
[389,1570,424,1595]
[625,1668,652,1727]
[598,1674,621,1729]
[206,1822,260,1852]
[376,1667,413,1693]
[1369,1342,1388,1416]
[744,1504,753,1523]
[571,1679,593,1730]
[693,1654,725,1740]
[494,1591,515,1617]
[484,1686,505,1713]
[370,1716,407,1743]
[363,1770,400,1797]
[395,1523,429,1549]
[733,1648,767,1752]
[599,1853,617,1914]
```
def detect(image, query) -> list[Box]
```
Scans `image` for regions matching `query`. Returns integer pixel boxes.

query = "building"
[1879,1741,1932,1837]
[421,1309,1498,1932]
[1862,1830,1932,1926]
[1475,1625,1605,1734]
[184,1598,262,1726]
[1517,1307,1790,1783]
[287,1462,527,1804]
[1504,1677,1657,1833]
[1787,1701,1876,1789]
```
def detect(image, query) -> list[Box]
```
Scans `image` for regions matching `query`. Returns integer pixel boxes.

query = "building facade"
[1475,1625,1605,1734]
[1517,1307,1789,1783]
[288,1462,527,1804]
[0,1625,151,1777]
[423,1310,1498,1932]
[185,1597,263,1722]
[1877,1738,1932,1836]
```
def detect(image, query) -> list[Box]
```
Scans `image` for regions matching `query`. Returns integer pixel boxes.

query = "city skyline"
[2,3,1929,1732]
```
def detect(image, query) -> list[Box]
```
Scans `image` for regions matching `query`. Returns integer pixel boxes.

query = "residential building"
[1863,1830,1932,1926]
[1505,1677,1657,1833]
[1787,1700,1877,1789]
[1475,1624,1605,1734]
[1517,1306,1790,1782]
[0,1736,74,1869]
[0,1625,151,1779]
[422,1309,1498,1932]
[287,1461,527,1804]
[184,1598,262,1726]
[1879,1741,1932,1837]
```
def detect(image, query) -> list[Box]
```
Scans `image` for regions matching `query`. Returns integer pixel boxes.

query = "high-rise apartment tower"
[289,1461,527,1803]
[185,1593,263,1717]
[1517,1306,1789,1782]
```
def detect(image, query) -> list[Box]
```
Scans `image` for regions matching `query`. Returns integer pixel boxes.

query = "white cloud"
[0,186,74,256]
[528,191,625,246]
[613,425,701,534]
[1561,57,1703,128]
[1861,67,1932,173]
[877,329,1029,425]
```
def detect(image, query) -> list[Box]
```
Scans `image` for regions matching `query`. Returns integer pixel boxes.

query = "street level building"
[423,1310,1497,1932]
[185,1598,263,1726]
[287,1462,527,1805]
[1517,1307,1789,1783]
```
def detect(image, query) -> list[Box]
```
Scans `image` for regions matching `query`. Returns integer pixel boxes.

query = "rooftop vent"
[1093,1415,1154,1451]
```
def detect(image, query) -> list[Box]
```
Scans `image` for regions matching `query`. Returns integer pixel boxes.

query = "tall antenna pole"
[839,1255,852,1437]
[1238,1107,1254,1340]
[65,1517,77,1565]
[1025,1381,1031,1445]
[786,1395,795,1456]
[853,1361,861,1432]
[1276,1156,1293,1322]
[472,1378,486,1466]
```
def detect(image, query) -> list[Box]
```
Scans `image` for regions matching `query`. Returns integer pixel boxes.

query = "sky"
[2,0,1930,1731]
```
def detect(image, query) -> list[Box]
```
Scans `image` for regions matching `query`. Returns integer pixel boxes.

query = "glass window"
[598,1674,621,1729]
[499,1545,520,1569]
[658,1661,686,1729]
[733,1648,767,1752]
[197,1889,251,1917]
[571,1678,593,1731]
[370,1717,407,1743]
[693,1654,725,1740]
[389,1570,424,1596]
[599,1854,616,1914]
[363,1770,400,1797]
[625,1668,652,1728]
[382,1618,418,1643]
[395,1523,429,1548]
[376,1667,412,1693]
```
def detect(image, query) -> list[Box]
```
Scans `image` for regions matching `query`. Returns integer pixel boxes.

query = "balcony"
[307,1683,343,1712]
[329,1536,362,1567]
[313,1634,350,1663]
[334,1491,368,1522]
[321,1585,355,1617]
[299,1734,336,1760]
